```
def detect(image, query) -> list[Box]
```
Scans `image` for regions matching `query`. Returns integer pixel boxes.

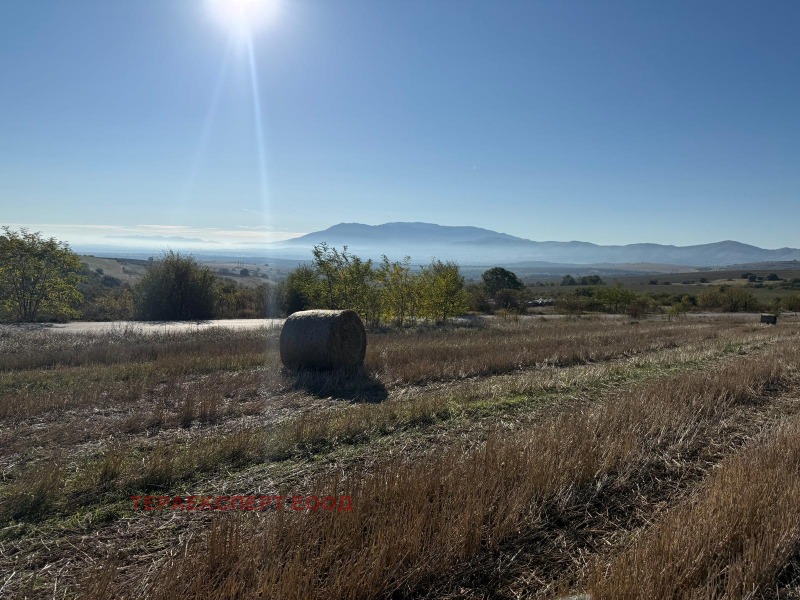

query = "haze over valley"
[72,221,800,274]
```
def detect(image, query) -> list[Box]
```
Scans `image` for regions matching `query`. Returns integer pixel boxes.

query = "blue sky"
[1,0,799,249]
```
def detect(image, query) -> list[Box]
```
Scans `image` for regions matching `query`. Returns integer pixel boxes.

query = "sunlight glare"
[207,0,280,37]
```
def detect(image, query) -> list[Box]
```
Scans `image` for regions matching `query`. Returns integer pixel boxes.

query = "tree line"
[0,229,469,324]
[3,227,800,323]
[283,243,467,326]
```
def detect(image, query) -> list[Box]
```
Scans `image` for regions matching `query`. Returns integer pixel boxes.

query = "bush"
[667,295,693,319]
[698,286,761,312]
[555,292,603,314]
[626,297,653,319]
[134,252,217,321]
[595,284,638,313]
[465,283,491,313]
[783,295,800,312]
[578,274,604,285]
[494,288,523,311]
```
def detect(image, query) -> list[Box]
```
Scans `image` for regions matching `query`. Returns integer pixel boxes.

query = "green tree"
[134,251,217,321]
[309,243,380,324]
[311,242,348,307]
[419,260,467,321]
[0,227,83,322]
[377,256,417,326]
[280,265,318,315]
[560,274,577,286]
[578,274,605,285]
[340,253,380,325]
[481,267,523,297]
[595,283,638,313]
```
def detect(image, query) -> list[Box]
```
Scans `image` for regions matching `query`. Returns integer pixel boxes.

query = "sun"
[207,0,280,37]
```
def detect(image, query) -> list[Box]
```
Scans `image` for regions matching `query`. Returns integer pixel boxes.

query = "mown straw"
[279,310,367,370]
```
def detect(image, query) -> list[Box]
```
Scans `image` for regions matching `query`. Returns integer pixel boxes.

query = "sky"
[1,0,799,249]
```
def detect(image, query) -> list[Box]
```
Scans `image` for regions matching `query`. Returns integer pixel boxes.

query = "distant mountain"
[285,222,523,246]
[268,222,800,267]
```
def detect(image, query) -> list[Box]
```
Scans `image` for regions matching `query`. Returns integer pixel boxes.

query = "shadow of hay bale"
[282,366,388,403]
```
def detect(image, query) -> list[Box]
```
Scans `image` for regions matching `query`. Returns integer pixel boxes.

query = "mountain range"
[268,222,800,268]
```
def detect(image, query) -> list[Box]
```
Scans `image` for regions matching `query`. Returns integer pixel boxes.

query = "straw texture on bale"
[279,309,367,370]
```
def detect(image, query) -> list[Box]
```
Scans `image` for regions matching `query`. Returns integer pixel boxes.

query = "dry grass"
[366,318,734,385]
[0,324,275,371]
[0,318,761,425]
[586,416,800,599]
[3,316,800,598]
[4,322,791,529]
[136,345,799,599]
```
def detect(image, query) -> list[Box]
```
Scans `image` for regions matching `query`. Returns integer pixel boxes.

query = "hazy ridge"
[267,222,800,268]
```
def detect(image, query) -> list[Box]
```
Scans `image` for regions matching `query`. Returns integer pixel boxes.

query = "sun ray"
[246,32,271,227]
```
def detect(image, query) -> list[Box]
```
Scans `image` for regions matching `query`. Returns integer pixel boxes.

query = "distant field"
[612,267,800,304]
[80,255,292,288]
[616,266,800,285]
[2,315,800,598]
[80,255,148,285]
[81,254,800,298]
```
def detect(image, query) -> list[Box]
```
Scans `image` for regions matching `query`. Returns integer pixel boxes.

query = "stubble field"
[1,314,800,599]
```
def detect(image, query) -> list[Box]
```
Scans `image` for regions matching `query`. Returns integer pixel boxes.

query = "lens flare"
[207,0,280,37]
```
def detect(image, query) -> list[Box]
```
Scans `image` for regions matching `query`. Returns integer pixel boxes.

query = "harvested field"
[1,314,799,598]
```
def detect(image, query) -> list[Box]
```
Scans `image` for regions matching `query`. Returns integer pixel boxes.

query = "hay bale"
[279,309,366,370]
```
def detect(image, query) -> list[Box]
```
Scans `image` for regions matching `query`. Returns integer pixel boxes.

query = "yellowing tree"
[377,256,417,326]
[0,227,83,322]
[419,260,467,322]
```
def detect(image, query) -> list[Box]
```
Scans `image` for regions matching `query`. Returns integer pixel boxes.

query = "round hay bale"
[279,309,367,370]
